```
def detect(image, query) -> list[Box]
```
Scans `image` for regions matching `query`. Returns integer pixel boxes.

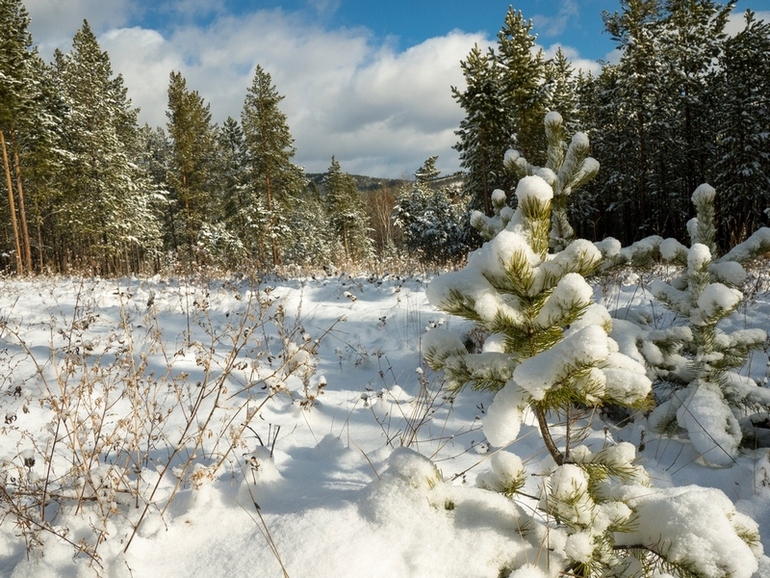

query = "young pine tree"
[499,111,599,252]
[421,118,762,577]
[626,185,770,466]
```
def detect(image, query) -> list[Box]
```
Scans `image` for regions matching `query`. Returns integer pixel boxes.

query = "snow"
[720,227,770,263]
[544,111,563,127]
[491,188,507,205]
[515,175,553,205]
[570,131,590,151]
[692,182,716,205]
[695,282,743,321]
[676,383,742,466]
[513,325,610,400]
[659,236,688,261]
[1,274,769,577]
[482,381,530,447]
[615,484,761,578]
[688,242,712,271]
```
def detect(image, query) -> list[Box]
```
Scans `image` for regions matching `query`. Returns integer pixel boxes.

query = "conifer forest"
[2,1,770,577]
[0,1,767,274]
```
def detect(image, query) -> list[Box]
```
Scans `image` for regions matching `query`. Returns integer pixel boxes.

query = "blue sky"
[25,0,770,178]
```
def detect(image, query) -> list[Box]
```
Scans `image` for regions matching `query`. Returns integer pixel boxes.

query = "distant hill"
[306,173,409,192]
[306,171,465,194]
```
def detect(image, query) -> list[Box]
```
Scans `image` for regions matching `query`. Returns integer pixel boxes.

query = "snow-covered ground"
[1,272,769,577]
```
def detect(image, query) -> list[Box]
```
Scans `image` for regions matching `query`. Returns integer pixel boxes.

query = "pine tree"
[0,0,36,273]
[622,185,770,465]
[323,156,371,263]
[595,0,666,242]
[54,21,161,272]
[495,8,548,166]
[423,118,762,577]
[284,184,334,267]
[394,156,467,264]
[453,8,549,219]
[653,0,734,229]
[543,47,580,134]
[452,44,509,216]
[241,65,305,267]
[166,71,217,258]
[499,112,599,252]
[713,10,770,244]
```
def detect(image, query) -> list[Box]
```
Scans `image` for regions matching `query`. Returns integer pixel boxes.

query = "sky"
[23,0,770,179]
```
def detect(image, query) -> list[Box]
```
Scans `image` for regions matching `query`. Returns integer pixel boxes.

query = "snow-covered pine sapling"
[641,184,770,466]
[500,111,599,251]
[423,175,763,577]
[426,174,650,461]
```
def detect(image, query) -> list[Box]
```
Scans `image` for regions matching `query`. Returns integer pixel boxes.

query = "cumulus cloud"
[98,9,484,177]
[726,9,770,36]
[533,0,580,38]
[25,0,135,52]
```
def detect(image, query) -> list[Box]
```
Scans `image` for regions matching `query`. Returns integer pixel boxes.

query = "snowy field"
[1,272,769,577]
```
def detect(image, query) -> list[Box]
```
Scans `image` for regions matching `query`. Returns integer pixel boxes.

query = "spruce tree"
[241,65,305,267]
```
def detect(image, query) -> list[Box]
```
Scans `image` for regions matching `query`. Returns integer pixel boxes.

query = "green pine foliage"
[166,71,218,257]
[618,184,770,466]
[241,65,306,268]
[502,112,600,251]
[394,156,467,265]
[53,21,162,272]
[713,10,770,242]
[323,156,372,264]
[452,8,548,217]
[423,116,763,577]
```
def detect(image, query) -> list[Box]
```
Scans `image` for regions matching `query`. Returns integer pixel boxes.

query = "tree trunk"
[1,130,23,274]
[12,137,33,272]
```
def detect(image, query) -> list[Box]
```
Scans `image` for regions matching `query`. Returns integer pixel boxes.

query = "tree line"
[0,2,373,275]
[2,0,769,275]
[454,1,770,250]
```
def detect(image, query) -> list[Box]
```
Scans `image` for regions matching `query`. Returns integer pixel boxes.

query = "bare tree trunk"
[1,130,24,274]
[12,138,33,271]
[265,172,279,267]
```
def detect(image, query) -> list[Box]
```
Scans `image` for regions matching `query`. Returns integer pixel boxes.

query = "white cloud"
[100,28,183,127]
[541,43,602,76]
[725,9,770,36]
[99,10,485,177]
[25,0,135,53]
[533,0,580,38]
